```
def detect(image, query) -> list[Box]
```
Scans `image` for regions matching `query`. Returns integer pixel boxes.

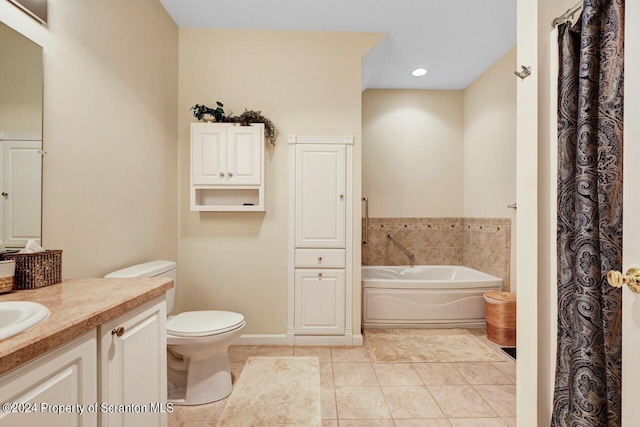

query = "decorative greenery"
[190,102,279,146]
[190,102,226,122]
[232,109,279,146]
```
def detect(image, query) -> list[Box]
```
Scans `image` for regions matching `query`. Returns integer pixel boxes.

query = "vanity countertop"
[0,277,173,376]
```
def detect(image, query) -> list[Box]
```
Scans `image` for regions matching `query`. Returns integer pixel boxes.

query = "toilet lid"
[167,311,245,337]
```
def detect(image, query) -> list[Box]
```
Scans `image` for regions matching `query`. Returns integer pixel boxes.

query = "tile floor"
[168,329,516,427]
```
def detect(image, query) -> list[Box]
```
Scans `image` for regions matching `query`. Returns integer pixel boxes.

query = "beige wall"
[177,28,382,335]
[362,89,464,218]
[0,23,42,134]
[463,47,517,291]
[0,0,179,277]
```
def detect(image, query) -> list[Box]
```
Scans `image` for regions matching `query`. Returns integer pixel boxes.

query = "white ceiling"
[159,0,516,90]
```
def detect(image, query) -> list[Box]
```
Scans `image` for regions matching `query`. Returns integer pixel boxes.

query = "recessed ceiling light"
[412,68,428,77]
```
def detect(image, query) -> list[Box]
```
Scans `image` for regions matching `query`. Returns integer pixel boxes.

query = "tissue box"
[1,250,62,290]
[0,260,15,293]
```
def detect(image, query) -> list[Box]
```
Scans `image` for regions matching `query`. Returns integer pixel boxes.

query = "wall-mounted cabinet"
[190,123,264,211]
[288,135,354,346]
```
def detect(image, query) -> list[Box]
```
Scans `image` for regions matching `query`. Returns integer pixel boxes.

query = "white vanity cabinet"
[0,331,97,427]
[98,297,167,427]
[288,136,355,345]
[190,123,265,211]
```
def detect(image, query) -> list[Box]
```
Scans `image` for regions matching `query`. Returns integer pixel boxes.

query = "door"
[191,123,227,185]
[621,1,639,423]
[227,125,262,185]
[2,140,42,247]
[294,269,345,335]
[295,144,346,248]
[99,298,167,427]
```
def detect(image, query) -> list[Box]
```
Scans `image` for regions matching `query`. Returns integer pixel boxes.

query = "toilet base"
[167,350,233,405]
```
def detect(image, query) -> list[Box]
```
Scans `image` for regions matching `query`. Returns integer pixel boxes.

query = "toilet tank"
[105,260,177,314]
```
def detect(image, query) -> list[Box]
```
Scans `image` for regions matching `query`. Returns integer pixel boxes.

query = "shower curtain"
[552,1,625,426]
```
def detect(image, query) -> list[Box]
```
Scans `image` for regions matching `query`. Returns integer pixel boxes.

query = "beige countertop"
[0,277,173,376]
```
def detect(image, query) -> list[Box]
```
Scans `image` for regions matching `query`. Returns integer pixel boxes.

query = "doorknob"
[607,268,640,293]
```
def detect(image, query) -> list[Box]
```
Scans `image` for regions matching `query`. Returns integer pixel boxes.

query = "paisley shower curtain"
[552,1,625,426]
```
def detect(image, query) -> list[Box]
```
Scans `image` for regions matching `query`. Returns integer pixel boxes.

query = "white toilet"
[105,260,245,405]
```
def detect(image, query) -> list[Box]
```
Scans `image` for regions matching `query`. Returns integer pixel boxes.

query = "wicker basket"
[0,260,16,293]
[1,250,62,290]
[484,291,516,346]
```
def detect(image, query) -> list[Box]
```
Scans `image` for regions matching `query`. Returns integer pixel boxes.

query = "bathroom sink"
[0,301,49,341]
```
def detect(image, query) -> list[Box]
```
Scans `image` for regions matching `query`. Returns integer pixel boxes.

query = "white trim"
[287,143,297,346]
[0,131,42,141]
[292,333,355,346]
[288,135,354,145]
[235,334,288,346]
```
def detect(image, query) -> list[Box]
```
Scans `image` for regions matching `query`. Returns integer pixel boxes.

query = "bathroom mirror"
[0,22,43,249]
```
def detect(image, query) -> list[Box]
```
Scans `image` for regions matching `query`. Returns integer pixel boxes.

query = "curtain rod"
[551,1,583,27]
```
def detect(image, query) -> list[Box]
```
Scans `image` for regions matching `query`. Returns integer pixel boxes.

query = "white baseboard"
[235,334,288,345]
[237,333,364,346]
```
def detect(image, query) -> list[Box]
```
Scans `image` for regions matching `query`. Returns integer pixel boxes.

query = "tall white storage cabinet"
[190,123,264,211]
[288,136,355,345]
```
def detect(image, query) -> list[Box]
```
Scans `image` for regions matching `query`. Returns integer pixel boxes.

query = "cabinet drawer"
[295,249,345,268]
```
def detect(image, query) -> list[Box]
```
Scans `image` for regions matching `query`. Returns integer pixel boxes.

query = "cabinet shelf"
[191,187,264,211]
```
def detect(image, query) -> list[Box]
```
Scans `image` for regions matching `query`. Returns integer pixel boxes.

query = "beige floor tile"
[331,346,371,362]
[373,363,423,386]
[320,362,334,387]
[255,345,295,356]
[323,421,339,427]
[322,388,338,419]
[182,423,216,427]
[339,420,395,427]
[413,363,468,385]
[394,420,453,427]
[171,399,227,423]
[381,386,445,419]
[453,363,512,385]
[448,418,508,426]
[491,362,516,383]
[501,417,517,426]
[295,346,333,362]
[473,385,517,417]
[333,362,378,386]
[230,362,244,384]
[228,345,258,363]
[428,385,498,418]
[335,386,391,419]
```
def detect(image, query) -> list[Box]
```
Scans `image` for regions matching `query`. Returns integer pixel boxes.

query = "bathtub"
[362,265,503,329]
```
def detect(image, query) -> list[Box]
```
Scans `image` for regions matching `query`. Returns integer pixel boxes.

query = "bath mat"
[365,329,504,363]
[217,357,321,427]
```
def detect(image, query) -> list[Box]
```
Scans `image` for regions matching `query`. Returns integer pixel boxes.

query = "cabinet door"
[295,145,346,247]
[294,269,345,335]
[191,123,227,185]
[227,125,262,185]
[99,297,167,427]
[2,140,42,248]
[0,331,97,427]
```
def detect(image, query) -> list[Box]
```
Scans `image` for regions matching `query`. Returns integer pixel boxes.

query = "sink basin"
[0,301,50,341]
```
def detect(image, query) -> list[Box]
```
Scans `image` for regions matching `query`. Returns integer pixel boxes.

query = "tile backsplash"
[362,217,511,291]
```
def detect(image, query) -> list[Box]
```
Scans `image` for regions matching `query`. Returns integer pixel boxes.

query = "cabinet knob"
[228,172,233,178]
[318,256,323,263]
[219,172,225,178]
[339,194,344,200]
[318,272,323,278]
[112,326,125,337]
[1,192,7,199]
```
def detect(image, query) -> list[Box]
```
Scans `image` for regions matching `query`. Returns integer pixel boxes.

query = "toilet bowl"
[105,260,245,405]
